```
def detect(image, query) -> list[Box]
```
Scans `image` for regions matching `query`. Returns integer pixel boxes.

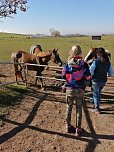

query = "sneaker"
[66,125,76,133]
[75,128,83,137]
[62,86,66,93]
[91,109,101,114]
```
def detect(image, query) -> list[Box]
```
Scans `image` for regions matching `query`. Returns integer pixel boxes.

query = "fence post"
[24,64,27,87]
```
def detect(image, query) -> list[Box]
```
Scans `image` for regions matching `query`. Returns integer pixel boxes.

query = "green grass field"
[0,33,114,124]
[0,33,114,65]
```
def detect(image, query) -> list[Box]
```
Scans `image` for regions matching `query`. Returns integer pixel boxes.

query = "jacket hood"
[68,56,82,65]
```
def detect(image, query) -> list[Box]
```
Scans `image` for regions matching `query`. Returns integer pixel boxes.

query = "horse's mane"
[30,44,42,54]
[36,50,52,58]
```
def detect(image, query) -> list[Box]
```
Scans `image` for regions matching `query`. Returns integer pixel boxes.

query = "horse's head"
[85,47,111,66]
[35,48,63,66]
[84,47,98,65]
[51,49,63,66]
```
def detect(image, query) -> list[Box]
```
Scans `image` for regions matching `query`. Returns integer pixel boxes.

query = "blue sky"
[1,0,114,35]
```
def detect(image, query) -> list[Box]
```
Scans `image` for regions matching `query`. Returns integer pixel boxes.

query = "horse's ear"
[53,48,59,52]
[56,48,59,51]
[52,49,56,53]
[52,48,59,53]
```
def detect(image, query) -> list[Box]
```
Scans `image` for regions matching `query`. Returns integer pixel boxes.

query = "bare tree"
[49,28,55,36]
[49,28,61,37]
[0,0,28,18]
[54,30,61,37]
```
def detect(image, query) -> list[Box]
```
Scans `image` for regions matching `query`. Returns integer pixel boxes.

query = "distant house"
[29,34,49,38]
[92,35,101,40]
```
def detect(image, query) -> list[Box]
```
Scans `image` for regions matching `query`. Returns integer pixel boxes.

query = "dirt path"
[0,64,114,152]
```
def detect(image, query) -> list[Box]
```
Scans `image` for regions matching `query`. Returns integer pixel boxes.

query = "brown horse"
[84,47,111,66]
[11,48,62,88]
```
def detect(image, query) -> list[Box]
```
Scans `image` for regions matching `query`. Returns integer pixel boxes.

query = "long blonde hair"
[68,45,82,61]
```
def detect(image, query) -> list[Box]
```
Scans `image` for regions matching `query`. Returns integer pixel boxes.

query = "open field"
[0,33,114,65]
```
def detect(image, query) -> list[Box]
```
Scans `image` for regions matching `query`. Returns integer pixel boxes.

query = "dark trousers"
[66,89,84,128]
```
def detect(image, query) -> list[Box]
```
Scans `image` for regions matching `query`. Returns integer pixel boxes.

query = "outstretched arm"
[89,61,96,76]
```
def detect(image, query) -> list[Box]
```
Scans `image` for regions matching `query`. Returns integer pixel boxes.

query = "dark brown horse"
[84,47,111,66]
[11,48,62,88]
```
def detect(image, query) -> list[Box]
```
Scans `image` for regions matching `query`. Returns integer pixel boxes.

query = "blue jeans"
[92,81,106,110]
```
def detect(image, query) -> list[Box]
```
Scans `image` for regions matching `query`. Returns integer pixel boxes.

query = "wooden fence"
[0,62,65,87]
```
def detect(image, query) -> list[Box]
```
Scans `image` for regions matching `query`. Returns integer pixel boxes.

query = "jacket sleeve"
[89,61,96,76]
[84,62,91,80]
[62,65,66,79]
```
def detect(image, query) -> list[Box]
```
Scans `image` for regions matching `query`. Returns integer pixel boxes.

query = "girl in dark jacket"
[89,47,114,114]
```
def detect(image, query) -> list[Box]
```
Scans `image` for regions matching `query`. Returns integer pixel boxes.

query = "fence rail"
[0,62,64,87]
[25,63,63,69]
[0,80,24,87]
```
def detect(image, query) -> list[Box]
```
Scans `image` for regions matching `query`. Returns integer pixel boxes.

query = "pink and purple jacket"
[62,57,91,90]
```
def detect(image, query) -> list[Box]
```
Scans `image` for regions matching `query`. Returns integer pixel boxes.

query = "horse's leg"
[15,71,23,84]
[20,72,24,82]
[19,64,24,82]
[39,77,44,90]
[35,71,44,90]
[14,64,19,84]
[15,72,18,84]
[15,64,24,84]
[35,71,38,85]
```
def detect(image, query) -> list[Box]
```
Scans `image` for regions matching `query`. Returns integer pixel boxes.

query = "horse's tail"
[11,52,23,79]
[11,52,17,63]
